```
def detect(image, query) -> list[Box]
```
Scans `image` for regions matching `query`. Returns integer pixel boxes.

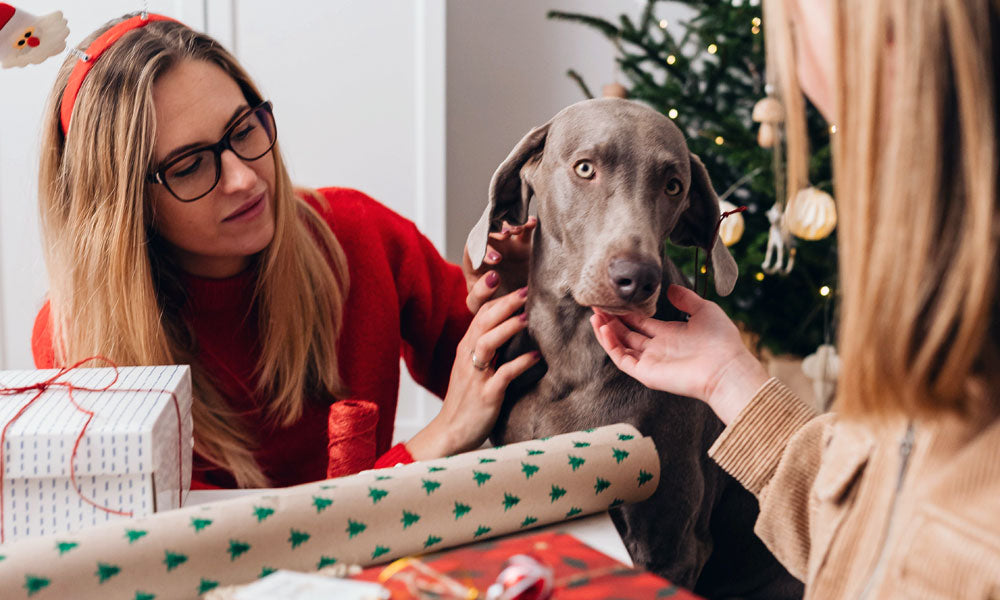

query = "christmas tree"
[549,0,836,357]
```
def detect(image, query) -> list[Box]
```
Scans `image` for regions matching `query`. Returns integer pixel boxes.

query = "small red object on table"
[354,531,703,599]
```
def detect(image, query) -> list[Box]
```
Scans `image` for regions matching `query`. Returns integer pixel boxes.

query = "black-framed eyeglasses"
[148,101,277,202]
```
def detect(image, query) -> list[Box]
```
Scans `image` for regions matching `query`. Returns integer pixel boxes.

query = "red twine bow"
[0,356,186,543]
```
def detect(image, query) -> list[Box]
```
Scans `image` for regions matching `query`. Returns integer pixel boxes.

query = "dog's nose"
[608,257,660,303]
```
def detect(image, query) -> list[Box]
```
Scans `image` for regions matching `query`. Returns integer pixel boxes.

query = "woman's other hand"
[590,284,769,425]
[462,217,536,312]
[407,286,540,459]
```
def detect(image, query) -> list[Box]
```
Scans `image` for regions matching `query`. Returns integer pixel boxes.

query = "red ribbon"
[0,357,186,542]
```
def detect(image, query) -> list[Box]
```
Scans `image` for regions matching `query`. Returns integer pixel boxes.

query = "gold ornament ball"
[718,200,745,247]
[787,187,838,240]
[602,82,628,98]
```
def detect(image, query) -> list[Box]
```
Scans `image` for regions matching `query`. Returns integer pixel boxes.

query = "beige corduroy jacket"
[709,378,1000,599]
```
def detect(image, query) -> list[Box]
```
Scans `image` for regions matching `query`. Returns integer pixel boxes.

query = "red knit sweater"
[32,187,473,488]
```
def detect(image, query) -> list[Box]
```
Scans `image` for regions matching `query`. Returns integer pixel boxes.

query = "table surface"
[185,490,632,566]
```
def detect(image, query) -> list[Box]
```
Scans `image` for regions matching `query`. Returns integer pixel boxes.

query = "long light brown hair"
[39,16,350,486]
[768,0,1000,418]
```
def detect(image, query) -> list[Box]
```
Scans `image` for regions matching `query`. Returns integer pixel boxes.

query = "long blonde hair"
[39,15,350,486]
[768,0,999,417]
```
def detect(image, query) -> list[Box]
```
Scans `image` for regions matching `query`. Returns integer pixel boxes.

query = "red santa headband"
[60,13,179,135]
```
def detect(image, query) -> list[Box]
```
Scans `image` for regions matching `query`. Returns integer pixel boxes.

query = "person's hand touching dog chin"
[591,284,770,425]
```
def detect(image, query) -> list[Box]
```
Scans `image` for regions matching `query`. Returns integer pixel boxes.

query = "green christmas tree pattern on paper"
[421,479,442,495]
[95,562,121,584]
[474,525,492,538]
[453,501,471,520]
[638,470,655,487]
[259,566,277,579]
[423,534,443,549]
[521,462,540,479]
[566,507,583,518]
[401,510,421,529]
[317,556,338,569]
[125,529,148,544]
[618,433,635,441]
[428,466,446,472]
[527,449,545,456]
[568,455,586,471]
[190,517,212,533]
[163,551,187,572]
[550,485,567,502]
[612,448,630,463]
[609,498,625,508]
[198,578,219,594]
[478,457,497,464]
[347,519,367,538]
[594,477,611,494]
[521,516,538,528]
[473,471,492,486]
[312,496,333,513]
[502,492,521,511]
[134,592,155,600]
[56,541,78,555]
[573,441,591,448]
[372,545,391,560]
[375,475,392,481]
[227,540,251,561]
[368,487,389,504]
[24,574,50,596]
[253,506,275,523]
[288,529,311,549]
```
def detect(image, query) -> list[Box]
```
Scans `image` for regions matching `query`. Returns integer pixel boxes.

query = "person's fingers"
[666,284,709,316]
[488,350,542,393]
[483,247,502,266]
[466,270,501,313]
[596,321,640,375]
[474,313,529,362]
[598,314,651,352]
[472,287,528,332]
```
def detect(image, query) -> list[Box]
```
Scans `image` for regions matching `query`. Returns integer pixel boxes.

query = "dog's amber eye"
[665,178,683,196]
[574,161,596,179]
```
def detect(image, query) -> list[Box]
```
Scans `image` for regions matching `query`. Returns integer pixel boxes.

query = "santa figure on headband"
[0,3,69,68]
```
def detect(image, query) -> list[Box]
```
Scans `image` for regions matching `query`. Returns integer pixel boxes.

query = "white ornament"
[787,187,837,241]
[802,344,840,408]
[0,4,69,69]
[762,203,795,274]
[718,200,745,247]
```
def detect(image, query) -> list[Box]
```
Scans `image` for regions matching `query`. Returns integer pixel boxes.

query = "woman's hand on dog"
[462,217,536,313]
[406,286,541,459]
[590,284,769,425]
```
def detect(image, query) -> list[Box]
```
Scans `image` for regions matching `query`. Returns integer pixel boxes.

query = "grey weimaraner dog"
[467,99,802,599]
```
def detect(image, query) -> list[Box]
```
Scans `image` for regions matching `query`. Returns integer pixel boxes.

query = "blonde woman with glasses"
[33,14,539,489]
[593,0,1000,597]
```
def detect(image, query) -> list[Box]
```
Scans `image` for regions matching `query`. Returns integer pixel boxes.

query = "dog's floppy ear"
[466,121,550,269]
[668,153,738,296]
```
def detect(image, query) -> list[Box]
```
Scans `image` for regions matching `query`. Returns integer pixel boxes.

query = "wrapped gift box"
[0,364,192,542]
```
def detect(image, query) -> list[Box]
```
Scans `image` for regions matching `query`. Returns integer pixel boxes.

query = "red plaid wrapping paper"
[355,530,703,599]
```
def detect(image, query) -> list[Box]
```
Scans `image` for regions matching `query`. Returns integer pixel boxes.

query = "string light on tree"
[751,16,761,35]
[714,135,724,145]
[668,108,679,119]
[667,54,676,65]
[659,18,668,29]
[707,43,718,54]
[755,272,765,282]
[819,285,831,297]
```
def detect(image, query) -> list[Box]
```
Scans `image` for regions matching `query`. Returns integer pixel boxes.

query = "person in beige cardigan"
[591,0,1000,598]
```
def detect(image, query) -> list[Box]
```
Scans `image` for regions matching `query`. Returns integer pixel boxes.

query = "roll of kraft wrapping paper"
[0,423,658,599]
